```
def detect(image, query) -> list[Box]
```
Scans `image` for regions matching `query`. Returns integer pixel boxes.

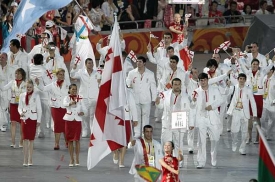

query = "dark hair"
[85,58,94,64]
[212,1,218,6]
[68,84,77,94]
[251,59,260,65]
[163,32,172,38]
[166,46,174,52]
[122,51,128,58]
[249,179,258,182]
[238,73,247,80]
[260,0,267,7]
[251,42,258,47]
[206,59,218,68]
[168,141,175,149]
[172,78,181,85]
[243,4,252,14]
[271,66,275,71]
[143,125,153,132]
[170,55,179,63]
[191,68,197,74]
[15,68,26,81]
[10,39,20,48]
[33,54,44,65]
[230,1,237,6]
[48,42,56,47]
[137,56,146,63]
[198,73,208,80]
[91,0,100,8]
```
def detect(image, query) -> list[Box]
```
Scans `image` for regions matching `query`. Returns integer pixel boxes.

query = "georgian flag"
[87,17,130,170]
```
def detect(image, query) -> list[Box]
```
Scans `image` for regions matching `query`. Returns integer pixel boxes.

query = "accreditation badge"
[52,69,57,75]
[263,92,268,99]
[148,155,155,167]
[252,85,258,93]
[235,101,243,110]
[15,96,19,103]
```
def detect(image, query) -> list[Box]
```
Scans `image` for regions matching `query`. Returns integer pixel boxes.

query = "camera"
[248,45,252,49]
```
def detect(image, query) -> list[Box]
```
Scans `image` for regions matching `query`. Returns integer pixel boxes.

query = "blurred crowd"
[1,0,275,44]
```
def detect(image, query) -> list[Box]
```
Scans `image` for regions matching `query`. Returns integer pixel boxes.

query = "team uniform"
[70,68,99,137]
[126,68,157,138]
[63,95,87,141]
[18,91,42,140]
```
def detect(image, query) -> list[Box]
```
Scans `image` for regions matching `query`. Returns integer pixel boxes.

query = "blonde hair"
[56,68,65,75]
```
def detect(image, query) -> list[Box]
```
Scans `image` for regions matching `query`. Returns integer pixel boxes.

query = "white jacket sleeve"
[36,94,42,123]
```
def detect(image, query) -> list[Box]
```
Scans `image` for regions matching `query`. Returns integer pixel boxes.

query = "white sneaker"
[196,165,204,169]
[38,132,45,138]
[232,145,237,152]
[82,132,88,138]
[211,159,217,167]
[1,125,7,132]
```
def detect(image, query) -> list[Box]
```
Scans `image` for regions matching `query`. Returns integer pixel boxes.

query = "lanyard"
[204,90,208,102]
[170,71,175,80]
[173,95,178,105]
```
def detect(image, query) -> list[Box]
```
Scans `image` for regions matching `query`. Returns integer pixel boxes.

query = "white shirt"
[43,55,70,84]
[126,68,157,104]
[70,68,100,99]
[7,50,28,79]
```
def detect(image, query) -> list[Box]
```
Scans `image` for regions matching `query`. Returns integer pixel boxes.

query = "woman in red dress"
[159,141,183,182]
[18,80,42,166]
[63,84,86,167]
[0,68,26,148]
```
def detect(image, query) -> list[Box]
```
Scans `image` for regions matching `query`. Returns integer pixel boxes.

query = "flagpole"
[223,49,232,57]
[266,48,275,55]
[256,124,275,165]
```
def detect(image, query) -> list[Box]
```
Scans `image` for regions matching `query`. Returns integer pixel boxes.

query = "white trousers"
[0,97,9,126]
[219,102,227,134]
[154,107,163,121]
[134,103,151,138]
[264,109,275,139]
[197,117,220,167]
[161,129,185,157]
[82,98,97,136]
[187,127,199,151]
[231,109,248,153]
[37,99,50,135]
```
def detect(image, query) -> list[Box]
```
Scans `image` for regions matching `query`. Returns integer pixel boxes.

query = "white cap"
[11,2,18,6]
[45,20,55,28]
